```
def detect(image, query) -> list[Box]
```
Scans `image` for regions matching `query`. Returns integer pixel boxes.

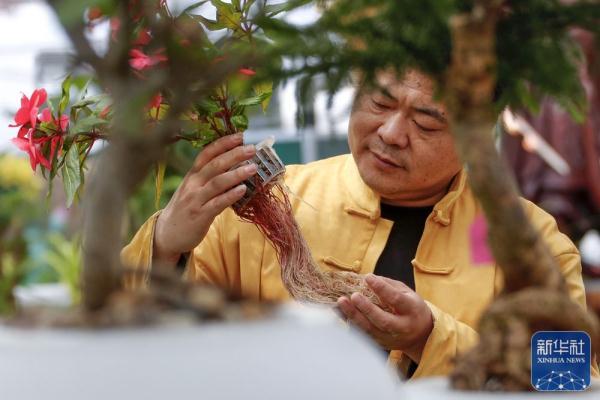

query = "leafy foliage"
[44,233,82,306]
[8,0,278,207]
[258,0,599,118]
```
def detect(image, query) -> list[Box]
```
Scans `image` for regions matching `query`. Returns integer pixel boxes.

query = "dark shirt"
[374,203,434,290]
[373,202,433,377]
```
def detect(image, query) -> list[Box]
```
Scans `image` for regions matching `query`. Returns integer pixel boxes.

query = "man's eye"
[413,120,440,132]
[372,100,391,110]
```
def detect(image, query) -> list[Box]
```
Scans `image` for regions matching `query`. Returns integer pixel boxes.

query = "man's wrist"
[404,313,434,363]
[152,237,181,266]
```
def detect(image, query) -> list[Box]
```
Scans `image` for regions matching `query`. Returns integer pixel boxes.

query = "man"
[122,70,593,378]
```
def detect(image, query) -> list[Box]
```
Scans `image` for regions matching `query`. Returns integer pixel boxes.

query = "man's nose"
[377,112,409,148]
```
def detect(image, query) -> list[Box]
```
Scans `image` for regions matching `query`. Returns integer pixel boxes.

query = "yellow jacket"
[122,154,595,378]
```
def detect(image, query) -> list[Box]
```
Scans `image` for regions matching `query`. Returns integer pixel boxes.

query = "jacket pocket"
[411,259,454,275]
[322,256,362,273]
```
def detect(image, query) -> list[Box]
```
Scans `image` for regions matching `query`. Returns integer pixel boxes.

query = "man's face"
[348,70,461,206]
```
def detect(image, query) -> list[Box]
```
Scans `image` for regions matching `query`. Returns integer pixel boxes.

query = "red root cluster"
[235,177,382,306]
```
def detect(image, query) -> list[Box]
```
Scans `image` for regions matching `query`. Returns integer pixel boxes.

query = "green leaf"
[45,233,82,305]
[154,162,166,210]
[253,81,273,112]
[71,93,107,110]
[231,114,248,131]
[59,75,72,115]
[46,174,55,204]
[154,103,170,120]
[196,122,217,139]
[211,0,241,29]
[557,94,587,124]
[191,15,227,31]
[196,99,222,115]
[55,0,115,27]
[69,115,107,135]
[74,77,93,105]
[238,92,271,107]
[62,144,82,208]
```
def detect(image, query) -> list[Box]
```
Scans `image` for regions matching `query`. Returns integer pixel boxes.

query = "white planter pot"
[0,304,400,400]
[13,283,72,309]
[403,376,600,399]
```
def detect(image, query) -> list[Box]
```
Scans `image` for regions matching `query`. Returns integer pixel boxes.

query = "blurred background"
[0,0,598,311]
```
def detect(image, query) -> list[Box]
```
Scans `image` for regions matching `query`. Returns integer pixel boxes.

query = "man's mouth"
[370,150,404,169]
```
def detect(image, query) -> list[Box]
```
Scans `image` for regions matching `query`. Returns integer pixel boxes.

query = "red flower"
[9,91,68,172]
[148,93,162,120]
[239,68,256,76]
[40,108,69,131]
[11,130,60,172]
[10,88,47,130]
[129,48,168,70]
[148,93,162,110]
[99,105,111,119]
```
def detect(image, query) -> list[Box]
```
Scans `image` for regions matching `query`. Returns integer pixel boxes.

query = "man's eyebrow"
[413,106,447,124]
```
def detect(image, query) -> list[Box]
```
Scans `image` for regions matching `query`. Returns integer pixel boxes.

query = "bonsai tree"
[258,0,600,390]
[7,0,287,313]
[6,0,600,391]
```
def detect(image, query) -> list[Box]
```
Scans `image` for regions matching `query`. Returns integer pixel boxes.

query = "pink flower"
[40,108,69,131]
[10,88,47,130]
[11,131,60,172]
[239,68,256,76]
[9,91,67,172]
[129,48,168,70]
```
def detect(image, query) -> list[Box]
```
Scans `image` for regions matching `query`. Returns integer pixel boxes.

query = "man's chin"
[359,173,409,197]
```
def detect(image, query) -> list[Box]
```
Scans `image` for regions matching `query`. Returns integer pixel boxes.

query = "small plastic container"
[232,137,286,211]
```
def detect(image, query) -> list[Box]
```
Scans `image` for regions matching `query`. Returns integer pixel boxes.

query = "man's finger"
[191,133,244,172]
[365,274,414,314]
[337,297,380,335]
[202,184,248,219]
[379,276,411,291]
[196,143,256,186]
[350,292,402,334]
[198,164,257,205]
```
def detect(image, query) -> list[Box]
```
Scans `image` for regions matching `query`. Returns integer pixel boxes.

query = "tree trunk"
[444,2,600,390]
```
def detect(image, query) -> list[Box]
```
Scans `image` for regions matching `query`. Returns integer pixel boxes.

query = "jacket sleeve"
[525,202,599,377]
[184,212,235,288]
[390,201,599,379]
[120,211,232,290]
[120,211,161,290]
[389,301,480,378]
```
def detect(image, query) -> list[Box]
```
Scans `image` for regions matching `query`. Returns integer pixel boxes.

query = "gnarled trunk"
[445,2,599,391]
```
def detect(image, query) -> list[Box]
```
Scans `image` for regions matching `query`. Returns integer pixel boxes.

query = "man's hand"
[337,274,433,363]
[153,133,257,266]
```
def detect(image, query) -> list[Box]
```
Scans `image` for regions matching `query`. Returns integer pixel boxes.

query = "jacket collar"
[340,155,467,225]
